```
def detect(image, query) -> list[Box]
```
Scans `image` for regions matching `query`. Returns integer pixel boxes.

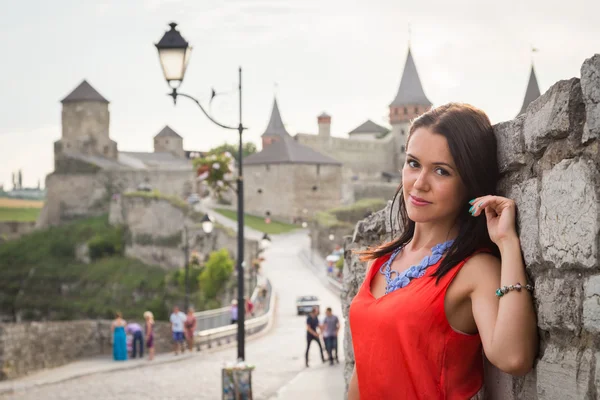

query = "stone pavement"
[0,231,346,400]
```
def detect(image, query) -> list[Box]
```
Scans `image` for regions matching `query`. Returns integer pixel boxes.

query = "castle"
[39,47,541,226]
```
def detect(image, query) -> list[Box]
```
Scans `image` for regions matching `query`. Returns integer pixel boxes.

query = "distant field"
[214,208,298,234]
[0,198,43,222]
[0,198,44,208]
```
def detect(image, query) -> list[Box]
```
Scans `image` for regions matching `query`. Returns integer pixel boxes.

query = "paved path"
[0,231,345,400]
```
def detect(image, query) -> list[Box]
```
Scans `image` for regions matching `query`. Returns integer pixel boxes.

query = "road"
[1,231,345,400]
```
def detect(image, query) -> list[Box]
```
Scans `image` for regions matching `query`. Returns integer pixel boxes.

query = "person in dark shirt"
[305,307,325,367]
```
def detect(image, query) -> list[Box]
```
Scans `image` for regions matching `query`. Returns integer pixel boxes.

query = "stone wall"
[295,133,399,178]
[111,193,259,273]
[0,320,172,380]
[351,181,398,203]
[38,169,196,227]
[0,221,35,242]
[244,163,343,222]
[342,54,600,399]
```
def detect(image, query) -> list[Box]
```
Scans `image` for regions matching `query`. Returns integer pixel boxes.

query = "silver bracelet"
[495,282,534,298]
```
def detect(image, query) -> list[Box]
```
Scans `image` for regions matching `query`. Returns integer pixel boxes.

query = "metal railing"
[193,279,274,351]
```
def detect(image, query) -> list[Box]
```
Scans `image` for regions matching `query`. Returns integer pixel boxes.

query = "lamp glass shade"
[200,214,214,234]
[158,47,191,83]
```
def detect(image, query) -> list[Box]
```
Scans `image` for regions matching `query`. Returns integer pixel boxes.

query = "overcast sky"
[1,0,598,189]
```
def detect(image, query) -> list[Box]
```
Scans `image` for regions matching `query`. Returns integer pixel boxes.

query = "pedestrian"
[304,306,325,367]
[169,306,187,355]
[184,307,197,352]
[230,299,238,325]
[245,297,254,318]
[111,311,127,361]
[144,311,155,361]
[126,321,144,359]
[321,307,340,365]
[348,103,538,399]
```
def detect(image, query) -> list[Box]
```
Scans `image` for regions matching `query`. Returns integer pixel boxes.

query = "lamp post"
[183,213,214,311]
[157,22,248,360]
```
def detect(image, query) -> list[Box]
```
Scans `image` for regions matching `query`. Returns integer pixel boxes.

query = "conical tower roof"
[61,80,109,103]
[518,65,541,115]
[390,48,431,107]
[155,125,182,139]
[261,98,290,137]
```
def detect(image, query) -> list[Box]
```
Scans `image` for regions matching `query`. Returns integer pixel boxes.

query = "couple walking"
[170,306,197,354]
[305,307,340,367]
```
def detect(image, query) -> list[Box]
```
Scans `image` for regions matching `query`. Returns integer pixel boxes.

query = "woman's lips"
[409,195,432,206]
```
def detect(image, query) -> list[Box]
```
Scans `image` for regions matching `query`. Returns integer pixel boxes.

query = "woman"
[111,311,127,361]
[184,308,197,352]
[348,103,538,400]
[144,311,155,361]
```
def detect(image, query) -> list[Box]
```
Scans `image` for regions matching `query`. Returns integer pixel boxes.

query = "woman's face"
[402,127,466,225]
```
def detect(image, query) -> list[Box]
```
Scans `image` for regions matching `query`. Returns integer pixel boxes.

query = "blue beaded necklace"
[379,239,455,294]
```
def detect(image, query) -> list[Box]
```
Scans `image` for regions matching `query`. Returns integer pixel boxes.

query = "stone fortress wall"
[342,54,600,399]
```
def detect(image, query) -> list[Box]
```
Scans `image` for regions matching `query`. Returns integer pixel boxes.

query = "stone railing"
[342,54,600,399]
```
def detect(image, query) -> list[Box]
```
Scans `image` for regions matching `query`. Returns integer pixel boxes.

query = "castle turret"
[56,80,118,165]
[154,126,185,158]
[389,48,432,137]
[518,64,541,116]
[261,98,290,148]
[317,112,331,137]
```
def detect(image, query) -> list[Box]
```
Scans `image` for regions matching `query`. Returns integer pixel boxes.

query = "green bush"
[199,249,234,300]
[88,229,123,260]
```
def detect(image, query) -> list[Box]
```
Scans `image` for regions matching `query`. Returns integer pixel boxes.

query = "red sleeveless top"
[349,251,484,399]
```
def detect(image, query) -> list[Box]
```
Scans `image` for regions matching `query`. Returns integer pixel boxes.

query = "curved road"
[3,231,345,400]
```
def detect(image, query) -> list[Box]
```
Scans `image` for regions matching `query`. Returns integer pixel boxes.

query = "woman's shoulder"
[460,251,501,284]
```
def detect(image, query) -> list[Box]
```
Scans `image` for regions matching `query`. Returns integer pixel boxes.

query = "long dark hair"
[360,103,500,282]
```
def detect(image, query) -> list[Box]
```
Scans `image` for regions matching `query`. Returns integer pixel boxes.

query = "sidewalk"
[0,351,198,395]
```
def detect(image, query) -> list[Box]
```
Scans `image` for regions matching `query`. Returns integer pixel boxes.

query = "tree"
[206,142,257,162]
[198,249,234,300]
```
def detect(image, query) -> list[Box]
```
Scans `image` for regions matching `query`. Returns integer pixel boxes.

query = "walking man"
[170,306,186,355]
[305,307,325,367]
[322,307,340,365]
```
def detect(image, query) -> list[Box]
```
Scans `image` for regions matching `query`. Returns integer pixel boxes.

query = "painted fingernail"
[469,206,474,214]
[469,199,475,205]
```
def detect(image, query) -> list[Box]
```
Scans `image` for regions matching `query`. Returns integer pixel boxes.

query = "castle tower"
[317,112,331,137]
[56,80,118,164]
[389,48,432,142]
[261,98,291,148]
[154,126,185,158]
[518,64,541,116]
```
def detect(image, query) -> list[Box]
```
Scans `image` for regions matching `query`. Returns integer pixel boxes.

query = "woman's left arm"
[468,195,538,376]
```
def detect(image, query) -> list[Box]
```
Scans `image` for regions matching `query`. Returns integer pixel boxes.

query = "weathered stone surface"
[495,115,527,173]
[507,178,541,266]
[535,276,582,331]
[540,158,599,268]
[583,275,600,333]
[536,346,592,399]
[523,78,583,154]
[581,54,600,143]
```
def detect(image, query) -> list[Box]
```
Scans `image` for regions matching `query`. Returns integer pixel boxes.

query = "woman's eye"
[435,168,450,176]
[407,160,419,168]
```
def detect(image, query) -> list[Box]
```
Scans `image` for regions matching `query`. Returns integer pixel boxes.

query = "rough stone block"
[507,179,541,266]
[495,115,527,173]
[583,275,600,333]
[523,78,583,154]
[535,276,581,331]
[536,346,592,399]
[540,159,599,268]
[581,54,600,143]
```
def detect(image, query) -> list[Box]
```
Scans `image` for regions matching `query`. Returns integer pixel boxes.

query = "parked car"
[187,193,200,204]
[296,295,320,316]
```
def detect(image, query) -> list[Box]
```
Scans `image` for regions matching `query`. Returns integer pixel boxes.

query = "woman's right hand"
[348,365,360,400]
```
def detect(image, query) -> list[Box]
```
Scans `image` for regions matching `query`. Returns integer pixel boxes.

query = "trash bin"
[222,361,255,400]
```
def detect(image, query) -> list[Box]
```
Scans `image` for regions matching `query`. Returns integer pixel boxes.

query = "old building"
[39,80,197,227]
[243,99,343,222]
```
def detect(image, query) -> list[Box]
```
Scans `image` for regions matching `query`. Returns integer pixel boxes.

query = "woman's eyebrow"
[406,153,455,170]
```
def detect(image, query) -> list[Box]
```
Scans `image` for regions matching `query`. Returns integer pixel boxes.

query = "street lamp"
[157,22,249,361]
[260,233,272,251]
[201,214,214,234]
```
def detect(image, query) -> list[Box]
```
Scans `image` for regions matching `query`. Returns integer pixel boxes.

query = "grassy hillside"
[0,216,180,321]
[0,198,44,222]
[213,208,298,234]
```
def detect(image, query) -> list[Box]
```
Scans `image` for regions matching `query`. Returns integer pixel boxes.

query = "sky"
[1,0,598,189]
